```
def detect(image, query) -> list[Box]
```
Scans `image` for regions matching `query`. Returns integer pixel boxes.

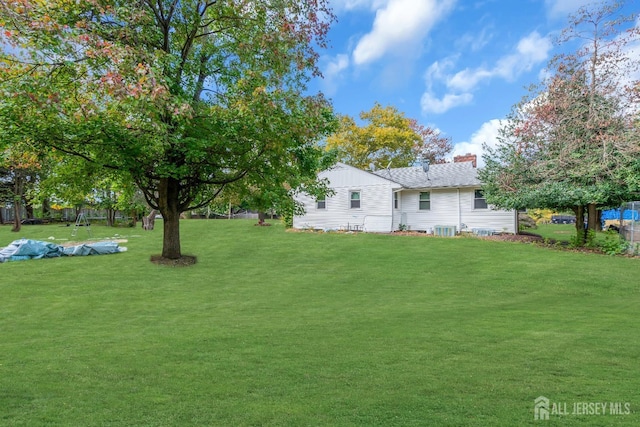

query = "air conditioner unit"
[434,225,457,237]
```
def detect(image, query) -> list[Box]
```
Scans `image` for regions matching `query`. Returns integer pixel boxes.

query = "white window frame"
[474,189,488,210]
[349,191,361,209]
[419,192,430,210]
[316,197,326,210]
[394,192,399,209]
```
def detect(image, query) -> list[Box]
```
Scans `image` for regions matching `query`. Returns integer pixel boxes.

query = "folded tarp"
[0,239,126,263]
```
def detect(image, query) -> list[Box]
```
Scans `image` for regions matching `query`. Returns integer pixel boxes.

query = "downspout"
[457,188,462,233]
[391,189,394,232]
[392,188,402,232]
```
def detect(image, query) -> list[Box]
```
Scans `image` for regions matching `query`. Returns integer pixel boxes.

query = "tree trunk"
[258,211,266,225]
[106,208,116,227]
[162,209,181,259]
[587,203,600,232]
[42,198,51,219]
[158,177,182,259]
[573,205,586,246]
[25,202,34,219]
[11,200,21,232]
[11,173,24,233]
[0,207,4,225]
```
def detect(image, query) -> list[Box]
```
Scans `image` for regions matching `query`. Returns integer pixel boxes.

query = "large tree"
[0,141,43,232]
[0,0,336,260]
[325,103,452,170]
[480,1,640,245]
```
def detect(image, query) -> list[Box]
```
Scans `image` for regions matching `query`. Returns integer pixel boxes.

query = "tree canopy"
[325,103,452,170]
[0,0,337,260]
[479,0,640,244]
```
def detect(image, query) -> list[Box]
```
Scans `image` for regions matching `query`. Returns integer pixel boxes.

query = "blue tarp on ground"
[0,239,126,263]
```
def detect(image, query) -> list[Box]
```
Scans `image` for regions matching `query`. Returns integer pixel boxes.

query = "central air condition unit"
[434,225,457,237]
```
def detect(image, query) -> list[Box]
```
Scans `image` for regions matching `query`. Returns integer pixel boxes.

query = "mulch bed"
[150,254,197,266]
[482,231,545,243]
[391,231,546,242]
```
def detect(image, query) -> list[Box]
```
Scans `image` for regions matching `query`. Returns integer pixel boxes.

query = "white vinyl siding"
[293,163,395,232]
[294,163,516,234]
[459,188,516,233]
[394,189,516,233]
[400,190,457,231]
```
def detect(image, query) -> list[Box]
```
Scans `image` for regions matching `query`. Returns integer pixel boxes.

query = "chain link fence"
[617,202,640,254]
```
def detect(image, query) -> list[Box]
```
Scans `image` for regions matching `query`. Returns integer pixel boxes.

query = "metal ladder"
[71,212,92,238]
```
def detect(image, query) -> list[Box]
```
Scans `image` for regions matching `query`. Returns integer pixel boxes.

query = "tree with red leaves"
[0,0,337,261]
[480,1,640,245]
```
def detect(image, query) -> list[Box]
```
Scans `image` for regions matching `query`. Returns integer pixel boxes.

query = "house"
[293,155,517,235]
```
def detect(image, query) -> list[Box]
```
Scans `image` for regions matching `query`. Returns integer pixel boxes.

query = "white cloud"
[326,54,350,77]
[620,18,640,87]
[448,32,552,91]
[504,31,552,78]
[421,91,473,114]
[330,0,387,13]
[451,119,503,167]
[352,0,456,65]
[424,57,457,90]
[456,26,494,52]
[421,32,552,115]
[447,68,493,92]
[320,54,350,96]
[544,0,593,19]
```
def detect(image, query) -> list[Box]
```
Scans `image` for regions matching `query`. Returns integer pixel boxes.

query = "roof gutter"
[406,184,481,191]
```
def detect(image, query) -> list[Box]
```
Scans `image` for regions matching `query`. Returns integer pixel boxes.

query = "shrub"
[281,208,294,228]
[599,231,629,256]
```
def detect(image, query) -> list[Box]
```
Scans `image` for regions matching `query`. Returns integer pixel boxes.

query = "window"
[350,191,361,209]
[474,190,488,209]
[394,192,399,209]
[419,192,430,210]
[316,197,326,209]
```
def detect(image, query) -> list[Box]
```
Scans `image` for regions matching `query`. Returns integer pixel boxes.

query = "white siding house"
[293,161,517,235]
[293,163,401,232]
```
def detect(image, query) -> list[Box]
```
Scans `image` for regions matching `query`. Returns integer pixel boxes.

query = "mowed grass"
[531,223,578,241]
[1,220,639,426]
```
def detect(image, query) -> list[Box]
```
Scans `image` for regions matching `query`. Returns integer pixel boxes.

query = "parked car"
[550,215,576,224]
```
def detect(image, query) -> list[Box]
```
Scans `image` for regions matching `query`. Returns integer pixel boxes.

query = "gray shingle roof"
[373,161,480,189]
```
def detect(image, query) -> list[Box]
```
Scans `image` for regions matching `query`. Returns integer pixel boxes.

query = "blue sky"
[309,0,636,165]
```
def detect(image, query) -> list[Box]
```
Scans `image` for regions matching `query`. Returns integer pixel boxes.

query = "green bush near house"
[1,220,639,426]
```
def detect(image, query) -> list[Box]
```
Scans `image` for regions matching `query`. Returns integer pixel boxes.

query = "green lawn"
[531,223,578,241]
[1,220,639,426]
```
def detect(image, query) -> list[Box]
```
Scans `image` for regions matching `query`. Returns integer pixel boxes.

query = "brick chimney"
[453,153,477,168]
